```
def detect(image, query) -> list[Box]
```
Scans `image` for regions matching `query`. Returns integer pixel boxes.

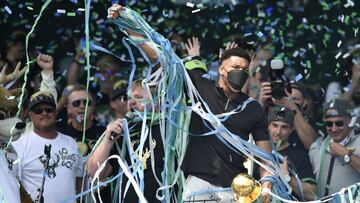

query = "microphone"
[35,144,52,203]
[44,144,52,159]
[125,112,136,121]
[76,115,82,123]
[109,113,135,141]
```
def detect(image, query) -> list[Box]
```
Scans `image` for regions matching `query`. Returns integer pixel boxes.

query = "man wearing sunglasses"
[56,85,110,201]
[57,85,105,156]
[309,99,360,198]
[12,91,83,203]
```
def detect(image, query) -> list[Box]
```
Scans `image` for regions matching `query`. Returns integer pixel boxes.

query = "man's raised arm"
[108,4,161,64]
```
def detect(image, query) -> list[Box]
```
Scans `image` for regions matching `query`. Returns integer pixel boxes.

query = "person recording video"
[259,59,318,151]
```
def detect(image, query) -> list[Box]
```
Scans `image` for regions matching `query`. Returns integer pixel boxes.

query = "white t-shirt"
[13,131,83,203]
[0,143,20,203]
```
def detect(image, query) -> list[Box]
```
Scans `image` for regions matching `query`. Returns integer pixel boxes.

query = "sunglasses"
[71,99,92,108]
[32,107,55,115]
[325,121,345,128]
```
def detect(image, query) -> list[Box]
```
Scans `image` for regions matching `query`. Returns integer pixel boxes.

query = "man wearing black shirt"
[180,48,272,202]
[56,85,110,201]
[267,105,316,200]
[88,80,165,202]
[57,85,105,157]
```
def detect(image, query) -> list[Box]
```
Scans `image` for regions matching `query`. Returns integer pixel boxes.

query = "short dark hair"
[220,47,251,65]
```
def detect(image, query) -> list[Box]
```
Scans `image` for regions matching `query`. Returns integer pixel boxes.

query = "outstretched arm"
[108,4,161,64]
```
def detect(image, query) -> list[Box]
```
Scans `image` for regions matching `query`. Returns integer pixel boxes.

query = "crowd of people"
[1,3,360,203]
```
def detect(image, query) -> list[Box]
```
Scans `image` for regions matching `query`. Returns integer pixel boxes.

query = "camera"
[269,59,292,100]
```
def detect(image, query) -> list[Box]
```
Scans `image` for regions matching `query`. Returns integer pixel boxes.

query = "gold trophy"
[231,174,261,203]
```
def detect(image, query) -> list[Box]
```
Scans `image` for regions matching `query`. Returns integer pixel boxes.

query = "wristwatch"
[344,154,352,164]
[284,174,291,183]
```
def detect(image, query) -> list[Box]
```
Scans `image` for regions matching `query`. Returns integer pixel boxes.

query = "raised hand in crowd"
[37,53,54,72]
[225,41,239,50]
[185,37,200,57]
[259,82,272,105]
[259,82,300,113]
[219,41,239,58]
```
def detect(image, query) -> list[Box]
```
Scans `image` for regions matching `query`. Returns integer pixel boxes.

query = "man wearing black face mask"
[181,47,272,202]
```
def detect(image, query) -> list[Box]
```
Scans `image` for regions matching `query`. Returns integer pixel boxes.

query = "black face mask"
[227,69,249,91]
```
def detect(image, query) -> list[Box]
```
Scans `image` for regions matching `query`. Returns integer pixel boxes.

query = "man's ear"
[110,100,116,109]
[302,99,308,111]
[291,126,296,133]
[219,66,226,76]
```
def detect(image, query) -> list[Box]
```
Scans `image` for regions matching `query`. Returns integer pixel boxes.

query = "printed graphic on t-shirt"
[38,147,79,178]
[39,153,60,178]
[59,147,78,169]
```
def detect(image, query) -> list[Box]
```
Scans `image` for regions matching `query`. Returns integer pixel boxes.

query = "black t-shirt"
[278,144,316,200]
[56,121,111,202]
[57,121,106,154]
[109,124,165,202]
[181,69,269,187]
[288,131,306,152]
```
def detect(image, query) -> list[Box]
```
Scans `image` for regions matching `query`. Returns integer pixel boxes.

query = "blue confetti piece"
[69,0,78,3]
[295,74,303,82]
[266,6,273,14]
[4,6,12,14]
[256,31,264,37]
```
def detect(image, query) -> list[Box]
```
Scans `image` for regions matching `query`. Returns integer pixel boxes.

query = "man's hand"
[225,41,238,50]
[273,95,298,111]
[259,82,272,104]
[261,181,272,203]
[279,156,289,175]
[185,37,200,57]
[37,54,53,71]
[219,41,239,59]
[329,142,350,157]
[105,119,123,141]
[108,4,124,19]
